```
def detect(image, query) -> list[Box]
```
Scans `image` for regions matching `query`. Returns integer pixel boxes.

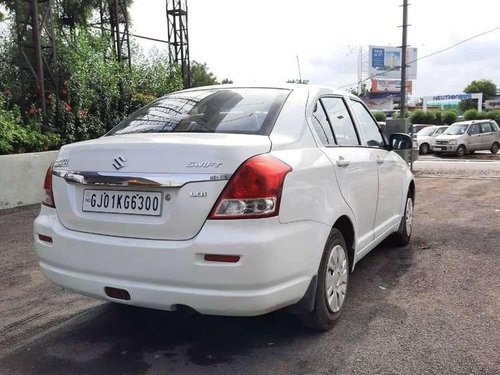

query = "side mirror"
[467,129,472,135]
[388,133,412,150]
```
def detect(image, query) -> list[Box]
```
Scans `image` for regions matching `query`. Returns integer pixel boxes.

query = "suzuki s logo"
[186,161,223,168]
[112,156,127,170]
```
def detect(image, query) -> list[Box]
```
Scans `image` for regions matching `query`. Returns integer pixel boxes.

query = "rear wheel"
[455,145,466,157]
[491,142,499,154]
[393,194,413,247]
[301,229,349,331]
[419,143,430,155]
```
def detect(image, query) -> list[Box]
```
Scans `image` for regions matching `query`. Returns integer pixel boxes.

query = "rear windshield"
[106,88,290,136]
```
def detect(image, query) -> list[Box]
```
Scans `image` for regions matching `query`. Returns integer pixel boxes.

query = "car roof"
[173,83,358,100]
[452,119,494,126]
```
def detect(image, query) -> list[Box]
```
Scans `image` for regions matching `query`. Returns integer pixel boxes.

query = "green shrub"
[372,111,386,122]
[442,110,458,125]
[485,110,500,123]
[431,111,442,125]
[410,110,434,124]
[463,109,478,120]
[0,95,60,154]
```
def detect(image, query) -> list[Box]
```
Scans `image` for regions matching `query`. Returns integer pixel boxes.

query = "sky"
[132,1,498,98]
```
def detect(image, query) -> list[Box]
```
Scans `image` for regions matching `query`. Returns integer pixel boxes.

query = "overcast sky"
[131,0,500,98]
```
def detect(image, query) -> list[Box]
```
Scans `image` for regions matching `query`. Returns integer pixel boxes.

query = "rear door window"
[107,88,290,136]
[321,97,360,146]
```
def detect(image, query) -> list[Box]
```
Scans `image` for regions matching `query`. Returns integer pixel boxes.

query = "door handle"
[377,156,384,165]
[336,157,350,167]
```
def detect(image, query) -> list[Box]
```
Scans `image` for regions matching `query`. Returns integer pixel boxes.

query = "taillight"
[42,163,55,208]
[209,154,292,219]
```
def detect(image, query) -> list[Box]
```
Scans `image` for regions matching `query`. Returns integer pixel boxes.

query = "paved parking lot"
[0,165,499,374]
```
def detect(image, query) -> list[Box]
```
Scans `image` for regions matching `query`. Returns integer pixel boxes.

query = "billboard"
[369,46,417,80]
[363,97,394,111]
[485,100,500,110]
[371,79,412,94]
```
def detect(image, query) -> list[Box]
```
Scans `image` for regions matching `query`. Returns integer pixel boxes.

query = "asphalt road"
[0,165,499,374]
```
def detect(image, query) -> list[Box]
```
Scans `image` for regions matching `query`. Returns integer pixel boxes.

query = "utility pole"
[400,0,408,119]
[400,0,413,170]
[31,0,46,113]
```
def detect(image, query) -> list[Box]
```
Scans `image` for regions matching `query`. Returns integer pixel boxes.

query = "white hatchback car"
[434,120,500,156]
[416,125,448,154]
[34,85,415,330]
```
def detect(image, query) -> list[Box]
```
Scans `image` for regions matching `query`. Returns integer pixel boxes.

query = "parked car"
[416,125,448,154]
[434,120,500,156]
[34,85,415,331]
[412,124,432,134]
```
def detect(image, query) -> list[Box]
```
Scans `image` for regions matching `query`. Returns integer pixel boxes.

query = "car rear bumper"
[34,206,329,316]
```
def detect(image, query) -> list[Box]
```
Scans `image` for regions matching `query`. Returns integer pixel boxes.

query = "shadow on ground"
[0,239,415,375]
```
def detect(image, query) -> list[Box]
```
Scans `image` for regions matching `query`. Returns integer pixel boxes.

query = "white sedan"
[34,85,415,330]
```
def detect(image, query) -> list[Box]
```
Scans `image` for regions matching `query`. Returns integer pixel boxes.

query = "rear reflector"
[104,287,131,300]
[38,234,53,243]
[204,254,240,263]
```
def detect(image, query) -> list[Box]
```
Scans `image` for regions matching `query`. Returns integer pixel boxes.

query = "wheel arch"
[332,215,355,272]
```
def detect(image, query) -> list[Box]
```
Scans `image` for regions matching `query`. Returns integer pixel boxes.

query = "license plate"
[82,190,162,216]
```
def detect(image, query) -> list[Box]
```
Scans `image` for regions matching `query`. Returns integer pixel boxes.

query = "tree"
[190,61,219,87]
[459,79,497,112]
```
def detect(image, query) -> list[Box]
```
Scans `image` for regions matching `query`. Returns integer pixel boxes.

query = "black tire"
[393,193,414,247]
[301,229,350,331]
[419,143,430,155]
[455,145,466,157]
[491,142,499,154]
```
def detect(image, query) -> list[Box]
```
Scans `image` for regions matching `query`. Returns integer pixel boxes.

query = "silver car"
[433,120,500,156]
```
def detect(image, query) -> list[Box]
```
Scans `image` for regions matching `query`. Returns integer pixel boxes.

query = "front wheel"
[419,143,430,155]
[491,142,499,154]
[301,229,349,331]
[455,145,466,157]
[393,195,414,247]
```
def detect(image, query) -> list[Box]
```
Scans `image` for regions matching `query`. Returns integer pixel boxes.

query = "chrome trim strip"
[53,170,232,188]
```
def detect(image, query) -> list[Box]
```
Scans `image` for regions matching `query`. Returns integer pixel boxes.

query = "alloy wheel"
[405,197,414,236]
[325,245,348,313]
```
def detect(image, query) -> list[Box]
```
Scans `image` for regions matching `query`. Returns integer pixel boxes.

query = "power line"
[89,24,170,44]
[338,25,500,89]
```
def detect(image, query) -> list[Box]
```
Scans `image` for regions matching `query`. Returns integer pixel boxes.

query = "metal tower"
[166,0,191,88]
[14,0,58,114]
[107,0,132,71]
